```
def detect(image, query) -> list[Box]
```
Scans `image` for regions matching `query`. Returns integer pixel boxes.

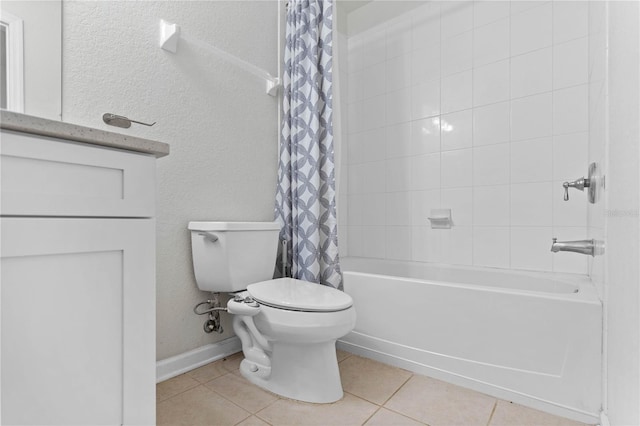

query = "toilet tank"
[188,221,281,292]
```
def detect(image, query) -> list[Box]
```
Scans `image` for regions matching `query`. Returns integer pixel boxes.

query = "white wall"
[1,0,61,120]
[340,1,590,275]
[62,1,279,361]
[603,2,640,424]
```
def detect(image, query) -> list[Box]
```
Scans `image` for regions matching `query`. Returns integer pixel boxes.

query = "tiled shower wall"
[338,1,591,274]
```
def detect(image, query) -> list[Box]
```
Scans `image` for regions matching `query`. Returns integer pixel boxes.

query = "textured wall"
[62,1,279,360]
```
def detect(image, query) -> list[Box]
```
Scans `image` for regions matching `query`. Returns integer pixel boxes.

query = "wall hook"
[160,19,180,53]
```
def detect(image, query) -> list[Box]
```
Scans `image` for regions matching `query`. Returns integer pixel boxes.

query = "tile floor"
[157,350,592,426]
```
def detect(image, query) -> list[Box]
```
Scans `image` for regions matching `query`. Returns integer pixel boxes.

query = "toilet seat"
[247,278,353,312]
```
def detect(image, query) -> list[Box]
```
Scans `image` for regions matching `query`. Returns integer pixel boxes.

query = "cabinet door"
[1,218,155,425]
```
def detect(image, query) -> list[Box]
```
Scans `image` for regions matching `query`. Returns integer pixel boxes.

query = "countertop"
[0,110,170,158]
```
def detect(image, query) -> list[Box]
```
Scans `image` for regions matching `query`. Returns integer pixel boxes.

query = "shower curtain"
[275,0,342,290]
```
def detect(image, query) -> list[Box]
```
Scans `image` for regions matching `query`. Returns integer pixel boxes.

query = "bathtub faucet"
[550,238,604,256]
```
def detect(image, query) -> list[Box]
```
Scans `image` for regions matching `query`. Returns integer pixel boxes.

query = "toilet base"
[239,340,344,403]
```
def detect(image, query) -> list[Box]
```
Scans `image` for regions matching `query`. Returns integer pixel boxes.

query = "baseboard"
[156,337,242,383]
[599,410,610,426]
[337,340,599,425]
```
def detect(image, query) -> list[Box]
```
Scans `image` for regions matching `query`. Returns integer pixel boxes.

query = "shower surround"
[338,1,591,274]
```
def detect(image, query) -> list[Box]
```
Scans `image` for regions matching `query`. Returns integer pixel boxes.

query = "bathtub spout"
[550,238,603,256]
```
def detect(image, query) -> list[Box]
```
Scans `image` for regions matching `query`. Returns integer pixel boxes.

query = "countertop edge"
[0,110,170,158]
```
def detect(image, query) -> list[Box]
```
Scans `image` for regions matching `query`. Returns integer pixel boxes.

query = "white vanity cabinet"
[0,119,168,425]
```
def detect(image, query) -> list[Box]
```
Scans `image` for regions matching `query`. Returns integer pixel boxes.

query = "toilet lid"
[247,278,353,312]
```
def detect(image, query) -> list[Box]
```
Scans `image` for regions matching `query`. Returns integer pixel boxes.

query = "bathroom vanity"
[0,111,169,425]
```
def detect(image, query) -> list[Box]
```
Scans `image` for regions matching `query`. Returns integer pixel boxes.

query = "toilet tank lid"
[188,221,281,231]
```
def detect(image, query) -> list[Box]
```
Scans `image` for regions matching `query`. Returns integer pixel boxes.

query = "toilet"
[188,221,356,403]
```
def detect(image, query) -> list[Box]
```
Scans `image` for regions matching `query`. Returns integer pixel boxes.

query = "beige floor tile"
[205,372,279,414]
[339,355,412,405]
[490,400,590,426]
[385,375,496,426]
[188,353,243,383]
[337,349,353,363]
[256,393,378,426]
[365,408,426,425]
[157,385,250,426]
[236,415,271,426]
[157,373,200,403]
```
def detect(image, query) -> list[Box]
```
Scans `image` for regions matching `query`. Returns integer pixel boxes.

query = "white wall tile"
[553,84,588,135]
[472,18,510,67]
[442,70,473,114]
[362,94,386,130]
[348,193,364,225]
[511,227,553,271]
[348,71,364,103]
[386,226,413,260]
[361,128,387,163]
[363,62,386,99]
[473,59,510,107]
[412,226,442,262]
[441,109,473,151]
[412,3,440,47]
[441,187,473,226]
[552,132,589,181]
[347,132,363,164]
[361,28,387,68]
[386,16,413,59]
[441,31,473,76]
[347,226,364,257]
[386,157,412,191]
[474,1,510,27]
[386,87,412,125]
[441,1,474,40]
[553,37,588,90]
[441,148,473,188]
[411,153,441,190]
[385,122,412,159]
[362,193,386,226]
[386,54,412,92]
[473,143,510,186]
[473,227,510,268]
[411,43,441,86]
[473,101,510,146]
[510,137,553,183]
[553,0,588,44]
[441,226,473,265]
[411,78,440,120]
[511,92,553,141]
[510,2,552,56]
[347,102,363,134]
[510,182,553,226]
[412,189,440,226]
[411,117,441,155]
[510,47,553,98]
[362,226,387,258]
[473,185,510,226]
[510,1,541,16]
[361,161,387,194]
[386,192,413,226]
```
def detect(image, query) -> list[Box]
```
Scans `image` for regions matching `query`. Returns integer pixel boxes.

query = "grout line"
[360,405,383,426]
[155,374,201,404]
[486,400,499,426]
[380,373,414,407]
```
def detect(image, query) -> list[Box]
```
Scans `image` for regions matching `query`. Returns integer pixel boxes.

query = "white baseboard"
[156,337,242,383]
[599,410,610,426]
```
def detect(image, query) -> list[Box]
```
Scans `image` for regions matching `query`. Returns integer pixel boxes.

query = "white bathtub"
[337,257,602,423]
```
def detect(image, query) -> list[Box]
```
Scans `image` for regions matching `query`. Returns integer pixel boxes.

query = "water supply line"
[193,293,226,334]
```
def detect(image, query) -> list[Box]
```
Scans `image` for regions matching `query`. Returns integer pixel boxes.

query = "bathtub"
[337,257,602,423]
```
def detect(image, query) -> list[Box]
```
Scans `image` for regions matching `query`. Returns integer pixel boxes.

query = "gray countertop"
[0,110,170,158]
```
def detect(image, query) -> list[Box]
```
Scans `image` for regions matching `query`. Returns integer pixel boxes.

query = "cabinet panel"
[1,130,155,217]
[1,218,156,425]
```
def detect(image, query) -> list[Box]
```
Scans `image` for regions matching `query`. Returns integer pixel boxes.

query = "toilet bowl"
[188,221,356,403]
